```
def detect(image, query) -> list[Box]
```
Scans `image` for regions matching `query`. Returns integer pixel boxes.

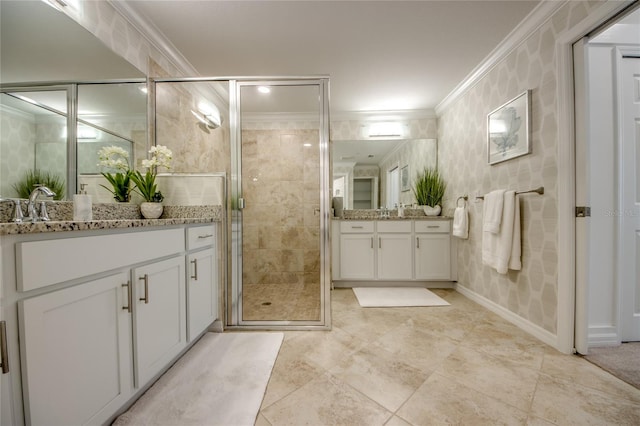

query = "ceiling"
[121,0,541,116]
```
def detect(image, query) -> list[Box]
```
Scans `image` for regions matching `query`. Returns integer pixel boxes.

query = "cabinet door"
[187,248,217,341]
[377,234,413,280]
[415,234,451,279]
[133,256,186,386]
[19,272,133,426]
[339,234,375,279]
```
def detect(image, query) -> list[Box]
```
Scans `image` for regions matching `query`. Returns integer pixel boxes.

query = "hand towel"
[483,189,505,234]
[482,190,522,274]
[452,205,468,239]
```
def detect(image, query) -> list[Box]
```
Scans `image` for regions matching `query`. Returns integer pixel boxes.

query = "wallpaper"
[438,0,603,334]
[0,107,36,197]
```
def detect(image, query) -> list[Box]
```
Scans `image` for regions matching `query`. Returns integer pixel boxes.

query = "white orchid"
[97,146,130,171]
[142,145,173,171]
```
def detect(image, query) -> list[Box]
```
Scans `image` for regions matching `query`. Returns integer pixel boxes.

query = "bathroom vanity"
[331,217,457,286]
[0,217,221,426]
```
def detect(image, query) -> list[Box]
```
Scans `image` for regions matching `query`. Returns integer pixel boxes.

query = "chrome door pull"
[379,237,381,248]
[416,237,420,249]
[122,281,132,313]
[191,259,199,281]
[197,234,213,239]
[139,274,149,304]
[370,237,373,249]
[0,321,8,374]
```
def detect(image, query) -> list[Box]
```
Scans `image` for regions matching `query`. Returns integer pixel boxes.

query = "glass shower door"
[231,79,330,327]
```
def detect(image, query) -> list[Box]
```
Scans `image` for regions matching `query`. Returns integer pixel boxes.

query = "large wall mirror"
[332,137,437,210]
[0,0,146,200]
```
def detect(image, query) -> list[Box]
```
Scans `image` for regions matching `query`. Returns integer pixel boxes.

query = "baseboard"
[454,284,558,349]
[588,326,620,347]
[333,281,455,289]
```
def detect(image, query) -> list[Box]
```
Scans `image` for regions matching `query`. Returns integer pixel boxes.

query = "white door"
[340,234,375,280]
[377,234,413,280]
[619,54,640,341]
[415,234,451,280]
[187,248,217,341]
[133,256,186,385]
[19,273,133,426]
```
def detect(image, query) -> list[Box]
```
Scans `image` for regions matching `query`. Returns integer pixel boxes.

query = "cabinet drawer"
[187,225,216,250]
[377,221,411,233]
[340,221,374,233]
[16,228,185,292]
[415,221,451,233]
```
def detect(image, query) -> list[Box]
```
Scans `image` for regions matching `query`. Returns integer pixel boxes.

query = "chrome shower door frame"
[229,77,331,329]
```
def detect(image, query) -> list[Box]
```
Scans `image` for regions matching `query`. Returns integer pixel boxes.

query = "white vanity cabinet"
[339,221,375,280]
[376,221,413,280]
[0,222,220,426]
[333,219,455,285]
[186,225,218,342]
[414,221,451,280]
[132,256,186,386]
[19,272,133,426]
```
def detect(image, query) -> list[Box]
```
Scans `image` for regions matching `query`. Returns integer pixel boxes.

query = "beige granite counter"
[0,201,223,235]
[334,208,452,221]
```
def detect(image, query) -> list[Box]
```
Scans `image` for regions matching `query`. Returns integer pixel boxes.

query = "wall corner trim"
[107,0,199,77]
[454,283,562,352]
[435,1,566,116]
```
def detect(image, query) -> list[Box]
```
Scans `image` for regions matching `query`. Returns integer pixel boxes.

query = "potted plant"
[412,167,446,216]
[97,146,134,202]
[131,145,172,219]
[13,169,65,200]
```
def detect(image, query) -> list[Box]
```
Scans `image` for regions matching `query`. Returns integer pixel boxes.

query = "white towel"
[483,189,505,234]
[482,190,522,274]
[452,206,468,239]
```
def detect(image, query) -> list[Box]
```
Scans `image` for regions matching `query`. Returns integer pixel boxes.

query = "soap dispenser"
[73,183,93,221]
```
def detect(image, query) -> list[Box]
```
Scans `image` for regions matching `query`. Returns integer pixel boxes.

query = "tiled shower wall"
[241,127,321,320]
[437,1,604,335]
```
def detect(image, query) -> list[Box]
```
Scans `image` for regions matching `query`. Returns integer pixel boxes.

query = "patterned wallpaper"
[438,0,602,335]
[0,107,36,197]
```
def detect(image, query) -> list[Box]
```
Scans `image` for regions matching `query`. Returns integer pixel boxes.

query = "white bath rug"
[352,287,450,307]
[113,332,283,426]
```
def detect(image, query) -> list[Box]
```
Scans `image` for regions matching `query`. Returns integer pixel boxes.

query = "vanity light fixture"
[191,109,221,130]
[367,122,404,138]
[303,143,312,147]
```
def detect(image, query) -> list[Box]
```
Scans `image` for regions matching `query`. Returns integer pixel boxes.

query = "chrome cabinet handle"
[416,237,420,249]
[370,237,373,249]
[122,281,132,313]
[379,237,381,249]
[0,321,8,374]
[197,234,213,239]
[427,225,440,229]
[351,226,364,229]
[191,259,198,281]
[139,274,149,304]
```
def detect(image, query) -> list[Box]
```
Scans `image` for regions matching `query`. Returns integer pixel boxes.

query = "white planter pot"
[423,205,442,216]
[140,202,163,219]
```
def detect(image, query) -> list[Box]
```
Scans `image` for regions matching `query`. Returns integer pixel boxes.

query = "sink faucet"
[27,185,56,222]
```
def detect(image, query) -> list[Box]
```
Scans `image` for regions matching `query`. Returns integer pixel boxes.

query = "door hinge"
[0,320,9,374]
[575,206,591,217]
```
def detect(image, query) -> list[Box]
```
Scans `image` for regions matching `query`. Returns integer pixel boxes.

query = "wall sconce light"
[191,109,221,130]
[367,122,404,138]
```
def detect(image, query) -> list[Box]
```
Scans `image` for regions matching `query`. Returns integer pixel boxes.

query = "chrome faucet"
[27,185,56,222]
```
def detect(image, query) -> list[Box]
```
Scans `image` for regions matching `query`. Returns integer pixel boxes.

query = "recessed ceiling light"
[303,143,312,147]
[257,86,271,94]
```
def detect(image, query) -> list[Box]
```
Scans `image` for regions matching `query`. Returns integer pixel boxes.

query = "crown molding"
[435,0,566,116]
[108,0,197,77]
[330,109,436,122]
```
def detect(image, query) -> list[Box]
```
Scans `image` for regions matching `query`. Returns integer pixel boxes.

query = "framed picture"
[487,90,531,165]
[400,164,410,192]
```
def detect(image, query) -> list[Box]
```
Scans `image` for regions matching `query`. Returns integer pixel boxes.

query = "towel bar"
[476,186,544,200]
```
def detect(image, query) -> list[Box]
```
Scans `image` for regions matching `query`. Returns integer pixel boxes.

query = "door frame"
[229,77,331,329]
[556,0,635,354]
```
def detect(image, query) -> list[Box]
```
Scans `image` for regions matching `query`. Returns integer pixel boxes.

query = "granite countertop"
[0,202,223,236]
[333,208,452,221]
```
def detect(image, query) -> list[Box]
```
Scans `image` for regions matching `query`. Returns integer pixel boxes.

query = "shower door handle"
[238,198,246,210]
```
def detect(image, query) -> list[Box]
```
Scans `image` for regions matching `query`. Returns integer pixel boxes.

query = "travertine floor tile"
[530,373,640,425]
[261,372,392,426]
[396,372,529,425]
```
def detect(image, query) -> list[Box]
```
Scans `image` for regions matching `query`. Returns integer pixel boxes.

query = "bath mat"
[113,332,284,426]
[352,287,450,307]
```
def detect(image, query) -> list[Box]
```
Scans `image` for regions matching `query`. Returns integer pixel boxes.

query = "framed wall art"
[487,90,531,165]
[400,164,410,192]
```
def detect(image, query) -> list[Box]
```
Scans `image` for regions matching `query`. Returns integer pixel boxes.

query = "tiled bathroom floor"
[257,288,640,425]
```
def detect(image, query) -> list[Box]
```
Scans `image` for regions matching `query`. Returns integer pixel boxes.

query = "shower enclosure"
[152,77,331,329]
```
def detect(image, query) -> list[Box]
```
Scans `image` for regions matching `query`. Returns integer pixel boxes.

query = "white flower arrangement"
[97,145,133,202]
[97,146,130,171]
[131,145,173,203]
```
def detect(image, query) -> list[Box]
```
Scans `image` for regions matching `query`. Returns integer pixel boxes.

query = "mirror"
[332,138,437,210]
[0,0,146,201]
